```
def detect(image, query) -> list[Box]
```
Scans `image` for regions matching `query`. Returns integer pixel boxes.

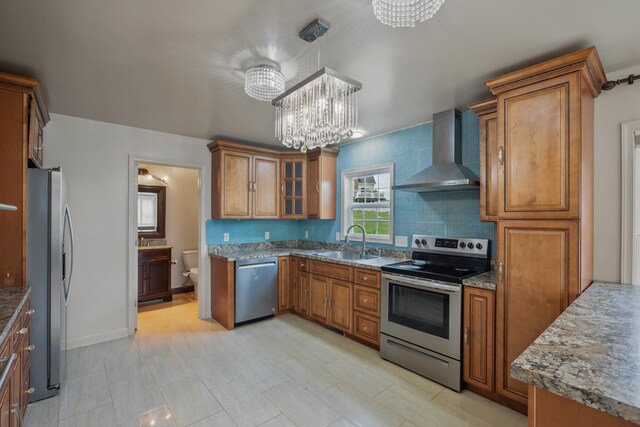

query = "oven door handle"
[382,273,461,293]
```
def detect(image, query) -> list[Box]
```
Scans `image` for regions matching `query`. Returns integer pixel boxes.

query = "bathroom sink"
[316,251,379,261]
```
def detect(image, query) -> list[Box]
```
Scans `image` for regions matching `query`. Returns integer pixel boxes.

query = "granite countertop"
[462,270,496,291]
[0,287,30,345]
[210,248,404,270]
[511,281,640,424]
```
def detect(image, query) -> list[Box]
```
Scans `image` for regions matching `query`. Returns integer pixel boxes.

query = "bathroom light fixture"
[138,168,168,185]
[372,0,445,28]
[244,65,285,102]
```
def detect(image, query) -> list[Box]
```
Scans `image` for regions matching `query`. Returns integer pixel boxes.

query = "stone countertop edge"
[462,270,496,291]
[209,249,402,270]
[511,281,640,424]
[0,287,30,346]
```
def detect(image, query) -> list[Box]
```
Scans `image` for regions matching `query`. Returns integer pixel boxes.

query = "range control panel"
[412,235,489,258]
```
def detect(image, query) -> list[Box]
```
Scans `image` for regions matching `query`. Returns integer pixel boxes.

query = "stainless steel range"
[380,235,490,391]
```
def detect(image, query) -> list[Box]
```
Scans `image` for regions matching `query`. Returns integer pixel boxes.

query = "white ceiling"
[1,0,639,146]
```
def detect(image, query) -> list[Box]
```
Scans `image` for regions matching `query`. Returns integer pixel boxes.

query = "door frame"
[127,155,210,334]
[621,120,640,284]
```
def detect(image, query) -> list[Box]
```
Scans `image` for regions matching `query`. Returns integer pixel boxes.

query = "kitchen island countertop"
[512,281,640,424]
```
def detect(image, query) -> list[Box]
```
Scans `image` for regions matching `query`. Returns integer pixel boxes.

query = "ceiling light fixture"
[244,64,285,102]
[272,19,362,152]
[372,0,445,28]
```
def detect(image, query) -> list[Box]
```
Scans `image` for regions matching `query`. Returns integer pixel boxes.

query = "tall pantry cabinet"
[482,47,606,408]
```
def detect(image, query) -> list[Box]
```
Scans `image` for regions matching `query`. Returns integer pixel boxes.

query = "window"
[137,185,166,239]
[341,164,394,244]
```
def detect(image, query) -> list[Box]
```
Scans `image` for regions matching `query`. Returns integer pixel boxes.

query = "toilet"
[181,249,198,298]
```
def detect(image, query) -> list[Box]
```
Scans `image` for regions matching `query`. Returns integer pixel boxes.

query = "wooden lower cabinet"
[277,257,290,312]
[0,385,9,427]
[463,287,495,393]
[309,275,329,323]
[287,258,380,348]
[138,248,172,303]
[328,279,352,334]
[497,220,579,405]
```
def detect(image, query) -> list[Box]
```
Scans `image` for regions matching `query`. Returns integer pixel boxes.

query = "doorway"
[127,156,209,334]
[621,120,640,284]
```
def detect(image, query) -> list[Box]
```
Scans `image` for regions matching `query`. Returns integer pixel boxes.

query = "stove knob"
[468,242,475,249]
[414,239,421,246]
[476,243,483,250]
[459,242,466,249]
[421,239,427,246]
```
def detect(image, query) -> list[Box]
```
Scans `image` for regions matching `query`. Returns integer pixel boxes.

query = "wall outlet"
[395,236,408,247]
[336,232,341,241]
[305,230,309,239]
[223,233,229,242]
[265,231,270,240]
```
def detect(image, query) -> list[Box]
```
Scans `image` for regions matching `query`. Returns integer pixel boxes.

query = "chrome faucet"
[345,224,366,255]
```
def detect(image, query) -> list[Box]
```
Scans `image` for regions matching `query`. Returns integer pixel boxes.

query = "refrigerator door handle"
[63,204,75,305]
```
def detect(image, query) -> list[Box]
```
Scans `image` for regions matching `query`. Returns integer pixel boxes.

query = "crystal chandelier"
[272,68,362,152]
[372,0,445,28]
[244,65,285,102]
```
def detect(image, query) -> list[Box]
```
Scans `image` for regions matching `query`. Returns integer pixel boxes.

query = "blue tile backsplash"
[206,109,497,258]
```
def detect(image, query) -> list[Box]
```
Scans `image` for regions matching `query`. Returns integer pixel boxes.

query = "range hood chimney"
[393,109,480,192]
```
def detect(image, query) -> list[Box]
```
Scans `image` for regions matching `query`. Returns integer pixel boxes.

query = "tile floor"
[25,294,527,427]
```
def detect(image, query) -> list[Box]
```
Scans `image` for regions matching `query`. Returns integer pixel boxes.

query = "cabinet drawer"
[311,261,353,281]
[20,301,31,329]
[353,311,380,346]
[354,269,380,288]
[354,285,380,316]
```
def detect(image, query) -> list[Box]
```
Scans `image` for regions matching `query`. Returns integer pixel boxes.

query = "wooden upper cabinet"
[463,286,495,392]
[485,46,606,220]
[209,141,336,220]
[0,72,49,289]
[253,155,280,218]
[307,149,338,219]
[469,98,498,221]
[210,141,280,219]
[280,156,306,219]
[496,220,579,405]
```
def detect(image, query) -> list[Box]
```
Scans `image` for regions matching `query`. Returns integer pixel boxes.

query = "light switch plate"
[265,231,270,240]
[223,233,229,242]
[395,236,408,247]
[336,232,341,241]
[305,230,309,239]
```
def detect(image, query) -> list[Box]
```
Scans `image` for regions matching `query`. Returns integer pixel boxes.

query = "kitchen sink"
[316,251,380,260]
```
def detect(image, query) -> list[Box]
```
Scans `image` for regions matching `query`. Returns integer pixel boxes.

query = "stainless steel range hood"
[393,109,480,192]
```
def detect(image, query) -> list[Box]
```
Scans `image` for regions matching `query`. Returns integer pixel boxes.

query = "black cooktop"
[382,253,490,284]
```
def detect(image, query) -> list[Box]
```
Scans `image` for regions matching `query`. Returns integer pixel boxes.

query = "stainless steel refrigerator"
[27,168,75,402]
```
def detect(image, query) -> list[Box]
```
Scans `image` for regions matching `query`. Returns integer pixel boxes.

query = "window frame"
[340,163,394,245]
[137,185,166,239]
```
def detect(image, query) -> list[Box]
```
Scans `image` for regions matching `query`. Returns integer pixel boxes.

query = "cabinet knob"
[27,309,35,316]
[25,345,35,352]
[17,328,28,336]
[25,387,35,395]
[464,326,469,344]
[363,298,369,303]
[498,146,504,166]
[363,276,368,281]
[363,326,368,331]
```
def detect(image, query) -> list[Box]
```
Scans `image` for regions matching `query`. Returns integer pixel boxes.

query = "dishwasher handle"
[237,261,277,270]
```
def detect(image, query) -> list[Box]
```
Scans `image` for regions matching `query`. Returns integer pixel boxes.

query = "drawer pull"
[363,298,369,303]
[27,309,35,316]
[17,328,28,336]
[363,276,368,281]
[363,326,368,331]
[25,345,35,352]
[25,387,35,395]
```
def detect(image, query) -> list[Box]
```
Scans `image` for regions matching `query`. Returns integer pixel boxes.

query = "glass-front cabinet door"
[281,158,306,218]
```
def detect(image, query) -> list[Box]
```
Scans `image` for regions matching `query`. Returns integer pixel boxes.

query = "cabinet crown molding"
[469,98,497,116]
[208,138,339,159]
[485,46,606,98]
[0,71,50,124]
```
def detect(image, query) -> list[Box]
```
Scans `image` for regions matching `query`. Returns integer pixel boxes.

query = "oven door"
[381,273,461,360]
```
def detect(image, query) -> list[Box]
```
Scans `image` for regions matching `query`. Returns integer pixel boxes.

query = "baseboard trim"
[172,285,195,295]
[66,327,130,350]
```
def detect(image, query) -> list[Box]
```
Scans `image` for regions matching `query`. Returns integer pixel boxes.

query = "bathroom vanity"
[138,246,172,303]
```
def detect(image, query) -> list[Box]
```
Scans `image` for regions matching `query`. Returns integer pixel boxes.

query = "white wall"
[594,65,640,283]
[44,114,211,348]
[138,164,199,289]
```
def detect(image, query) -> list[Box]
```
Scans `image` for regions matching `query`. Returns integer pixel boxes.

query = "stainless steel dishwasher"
[235,257,278,325]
